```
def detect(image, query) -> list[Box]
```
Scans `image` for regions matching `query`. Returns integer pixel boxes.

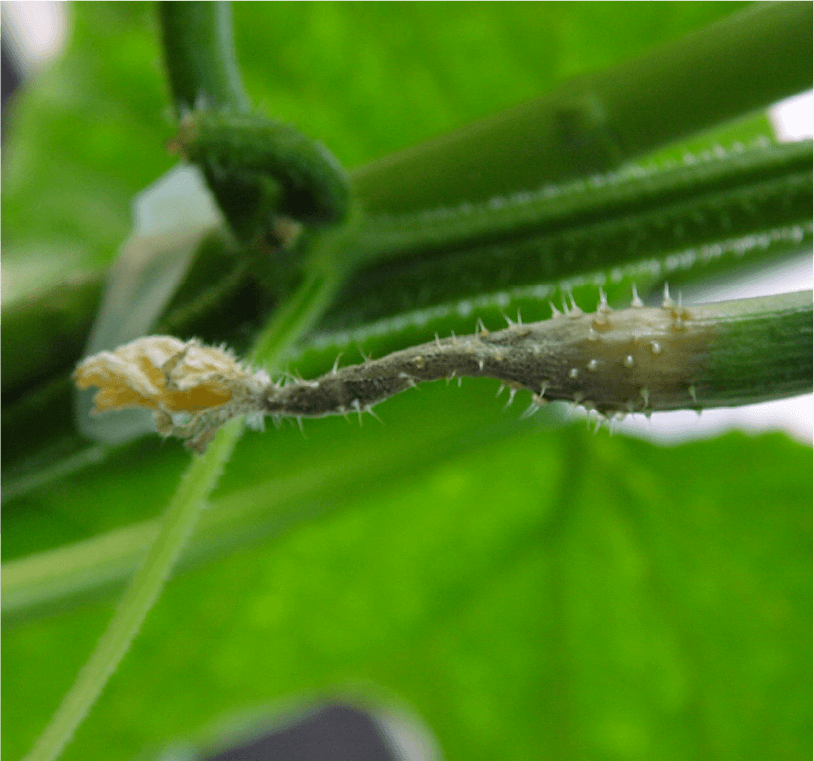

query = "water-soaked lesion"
[264,286,715,421]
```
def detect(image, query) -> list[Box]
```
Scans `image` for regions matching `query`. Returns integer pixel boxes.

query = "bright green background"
[3,4,810,760]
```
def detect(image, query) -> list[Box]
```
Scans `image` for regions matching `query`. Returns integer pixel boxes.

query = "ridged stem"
[353,141,812,263]
[328,140,812,328]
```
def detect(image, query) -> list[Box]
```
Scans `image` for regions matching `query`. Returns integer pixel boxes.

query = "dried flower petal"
[74,336,270,452]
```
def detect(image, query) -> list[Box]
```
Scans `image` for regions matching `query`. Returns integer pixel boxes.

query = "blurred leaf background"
[2,3,811,760]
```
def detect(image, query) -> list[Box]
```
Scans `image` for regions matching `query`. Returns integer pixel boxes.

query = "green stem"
[19,420,241,761]
[21,262,343,761]
[352,2,812,214]
[352,140,812,265]
[158,1,250,115]
[329,140,812,329]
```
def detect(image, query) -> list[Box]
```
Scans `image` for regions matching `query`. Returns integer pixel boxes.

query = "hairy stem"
[329,140,812,327]
[266,291,813,420]
[353,141,812,264]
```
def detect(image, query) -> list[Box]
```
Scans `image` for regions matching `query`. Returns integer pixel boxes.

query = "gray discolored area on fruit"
[263,290,784,421]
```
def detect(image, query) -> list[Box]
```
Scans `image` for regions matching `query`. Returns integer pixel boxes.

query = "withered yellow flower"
[74,336,270,452]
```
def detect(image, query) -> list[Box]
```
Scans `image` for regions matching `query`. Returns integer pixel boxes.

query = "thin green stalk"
[21,262,343,761]
[19,420,241,761]
[158,1,250,115]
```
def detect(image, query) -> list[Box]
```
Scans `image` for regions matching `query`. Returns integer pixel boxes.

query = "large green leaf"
[2,4,810,761]
[4,382,811,760]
